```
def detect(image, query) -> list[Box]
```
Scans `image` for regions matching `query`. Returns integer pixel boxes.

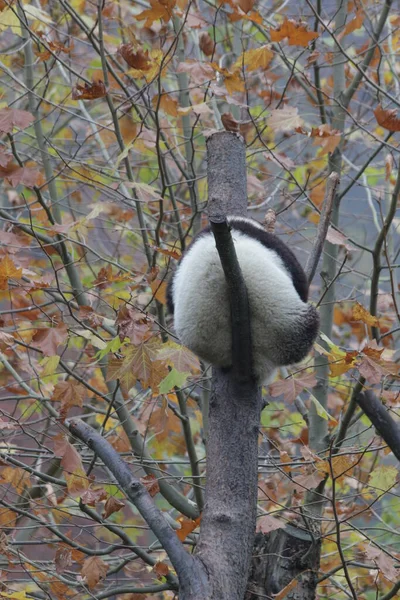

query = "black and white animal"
[167,216,319,382]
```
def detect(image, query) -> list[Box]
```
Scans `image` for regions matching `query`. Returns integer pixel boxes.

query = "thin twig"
[305,172,340,284]
[68,418,195,580]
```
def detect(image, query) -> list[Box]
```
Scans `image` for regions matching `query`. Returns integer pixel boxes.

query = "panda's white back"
[171,228,307,381]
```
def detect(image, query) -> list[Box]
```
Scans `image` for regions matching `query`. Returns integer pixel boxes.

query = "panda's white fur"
[168,217,319,382]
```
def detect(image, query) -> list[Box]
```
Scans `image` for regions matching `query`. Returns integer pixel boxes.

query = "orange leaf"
[136,0,176,27]
[0,254,22,289]
[270,17,319,47]
[176,516,201,541]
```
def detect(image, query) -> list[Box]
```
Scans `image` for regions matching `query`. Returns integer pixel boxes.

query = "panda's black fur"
[167,216,319,382]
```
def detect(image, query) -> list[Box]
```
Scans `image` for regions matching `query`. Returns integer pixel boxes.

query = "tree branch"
[356,391,400,463]
[68,418,206,595]
[305,172,340,284]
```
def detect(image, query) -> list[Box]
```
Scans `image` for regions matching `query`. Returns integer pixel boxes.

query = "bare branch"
[305,171,340,284]
[356,391,400,463]
[68,418,204,593]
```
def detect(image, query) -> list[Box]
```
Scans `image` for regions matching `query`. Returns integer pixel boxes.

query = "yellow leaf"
[234,45,274,71]
[352,302,379,327]
[0,8,21,35]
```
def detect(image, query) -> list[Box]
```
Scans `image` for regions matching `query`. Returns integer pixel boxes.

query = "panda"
[167,216,319,382]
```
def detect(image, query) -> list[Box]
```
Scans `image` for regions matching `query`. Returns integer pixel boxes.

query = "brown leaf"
[221,112,240,132]
[119,44,152,70]
[81,556,108,589]
[269,372,317,404]
[140,473,160,497]
[116,305,152,344]
[199,32,214,56]
[0,163,44,188]
[358,355,387,385]
[72,80,107,101]
[81,487,108,506]
[153,561,169,579]
[103,496,125,518]
[270,17,319,47]
[374,104,400,132]
[233,0,254,13]
[52,379,86,417]
[55,547,73,574]
[361,544,398,582]
[32,323,68,356]
[0,108,34,133]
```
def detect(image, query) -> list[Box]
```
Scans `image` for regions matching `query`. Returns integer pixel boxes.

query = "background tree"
[1,1,400,599]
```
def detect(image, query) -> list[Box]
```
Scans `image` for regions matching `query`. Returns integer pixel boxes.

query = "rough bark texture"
[246,527,321,600]
[193,131,263,599]
[196,371,262,599]
[206,131,247,218]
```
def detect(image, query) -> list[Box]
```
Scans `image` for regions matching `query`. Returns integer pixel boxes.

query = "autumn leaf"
[0,255,22,289]
[55,548,73,574]
[234,45,274,71]
[81,556,108,589]
[325,226,355,250]
[374,104,400,132]
[153,561,169,579]
[157,341,200,373]
[0,108,34,133]
[352,301,379,327]
[32,323,68,356]
[72,79,107,101]
[269,372,316,404]
[118,44,152,70]
[342,9,364,37]
[368,465,398,492]
[140,473,160,497]
[0,163,44,188]
[361,543,398,582]
[311,124,341,155]
[52,379,86,418]
[318,454,357,479]
[107,338,168,392]
[176,516,201,541]
[102,496,125,519]
[80,487,108,506]
[177,60,215,84]
[116,305,152,344]
[136,0,176,27]
[153,92,179,117]
[267,107,304,133]
[199,32,214,56]
[270,17,319,47]
[0,466,30,494]
[159,368,190,393]
[221,112,240,132]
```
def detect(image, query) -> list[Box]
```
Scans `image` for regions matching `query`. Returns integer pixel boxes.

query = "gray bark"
[194,131,263,599]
